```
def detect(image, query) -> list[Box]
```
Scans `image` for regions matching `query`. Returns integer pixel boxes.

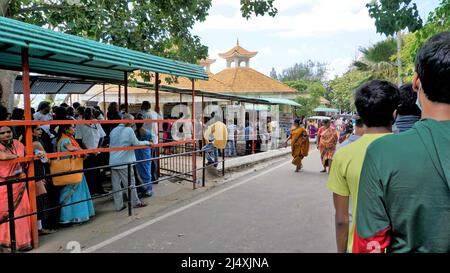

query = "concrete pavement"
[34,147,336,253]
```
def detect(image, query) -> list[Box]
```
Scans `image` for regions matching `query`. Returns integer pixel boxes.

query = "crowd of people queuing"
[287,31,449,253]
[0,100,161,252]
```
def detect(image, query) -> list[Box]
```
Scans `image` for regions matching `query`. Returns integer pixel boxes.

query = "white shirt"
[33,112,53,137]
[227,124,236,140]
[75,121,106,149]
[141,109,160,144]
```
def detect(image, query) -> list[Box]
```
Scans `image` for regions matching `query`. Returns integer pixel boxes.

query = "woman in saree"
[134,115,153,198]
[0,125,32,251]
[56,124,95,225]
[318,120,338,173]
[285,119,310,172]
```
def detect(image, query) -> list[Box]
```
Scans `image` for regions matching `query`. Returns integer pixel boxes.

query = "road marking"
[83,159,290,253]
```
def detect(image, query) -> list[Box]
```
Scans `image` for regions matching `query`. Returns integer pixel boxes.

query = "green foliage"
[6,0,277,65]
[294,81,326,117]
[278,60,327,83]
[399,0,450,81]
[366,0,423,37]
[285,80,308,93]
[240,0,277,19]
[328,70,372,112]
[359,38,397,63]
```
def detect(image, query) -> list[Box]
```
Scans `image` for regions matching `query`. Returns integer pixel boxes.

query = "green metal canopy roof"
[314,107,339,113]
[0,16,208,83]
[262,98,301,107]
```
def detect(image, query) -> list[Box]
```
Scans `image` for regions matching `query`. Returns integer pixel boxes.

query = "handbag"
[35,179,47,196]
[50,138,84,186]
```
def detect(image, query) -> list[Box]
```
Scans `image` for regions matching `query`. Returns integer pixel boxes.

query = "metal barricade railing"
[0,147,225,253]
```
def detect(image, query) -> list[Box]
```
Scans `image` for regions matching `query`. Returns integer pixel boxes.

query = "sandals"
[133,203,147,209]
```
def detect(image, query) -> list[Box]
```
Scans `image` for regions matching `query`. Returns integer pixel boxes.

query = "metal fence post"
[127,164,132,216]
[202,149,206,187]
[7,182,17,253]
[222,149,225,177]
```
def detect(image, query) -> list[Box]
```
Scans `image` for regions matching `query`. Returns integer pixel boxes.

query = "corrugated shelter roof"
[218,41,257,59]
[213,68,298,93]
[14,76,96,94]
[0,17,208,83]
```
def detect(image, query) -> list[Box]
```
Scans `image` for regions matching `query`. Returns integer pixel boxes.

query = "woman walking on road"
[318,120,338,173]
[285,119,310,172]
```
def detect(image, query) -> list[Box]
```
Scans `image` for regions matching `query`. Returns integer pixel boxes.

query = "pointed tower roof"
[219,40,258,59]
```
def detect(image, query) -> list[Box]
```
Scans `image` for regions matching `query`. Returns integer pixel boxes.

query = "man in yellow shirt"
[327,80,400,253]
[203,120,227,167]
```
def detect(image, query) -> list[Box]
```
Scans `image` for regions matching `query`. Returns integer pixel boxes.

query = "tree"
[278,60,327,83]
[0,0,278,109]
[353,38,398,83]
[399,0,450,81]
[269,67,278,80]
[294,81,326,118]
[328,70,372,112]
[367,0,423,85]
[285,80,308,93]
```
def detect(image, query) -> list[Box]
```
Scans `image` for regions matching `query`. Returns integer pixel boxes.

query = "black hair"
[323,119,331,125]
[415,31,450,104]
[56,122,73,141]
[83,107,93,120]
[354,117,364,128]
[72,102,81,109]
[53,106,67,120]
[77,106,85,116]
[120,104,126,111]
[66,106,75,117]
[11,108,24,120]
[398,84,421,116]
[0,104,8,121]
[294,118,301,126]
[37,101,50,112]
[134,114,144,137]
[60,103,69,108]
[141,101,151,110]
[355,80,400,128]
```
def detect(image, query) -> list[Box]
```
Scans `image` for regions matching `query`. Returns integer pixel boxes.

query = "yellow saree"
[290,126,309,166]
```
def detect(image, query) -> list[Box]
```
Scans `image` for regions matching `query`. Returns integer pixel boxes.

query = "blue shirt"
[109,124,151,169]
[394,115,421,134]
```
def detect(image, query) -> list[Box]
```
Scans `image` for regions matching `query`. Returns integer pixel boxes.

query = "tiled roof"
[213,67,298,93]
[218,45,257,58]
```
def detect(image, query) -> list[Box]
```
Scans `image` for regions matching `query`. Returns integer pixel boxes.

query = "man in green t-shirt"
[354,32,450,253]
[327,80,400,253]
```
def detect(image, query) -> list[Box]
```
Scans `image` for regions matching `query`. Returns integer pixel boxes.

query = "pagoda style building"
[218,39,257,68]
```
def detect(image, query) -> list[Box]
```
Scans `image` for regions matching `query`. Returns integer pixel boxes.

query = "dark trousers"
[245,140,253,155]
[83,154,105,194]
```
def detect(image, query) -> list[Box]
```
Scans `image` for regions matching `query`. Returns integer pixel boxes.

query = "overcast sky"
[193,0,441,80]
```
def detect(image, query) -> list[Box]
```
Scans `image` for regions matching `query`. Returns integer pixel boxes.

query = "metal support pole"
[127,164,132,216]
[155,73,161,180]
[124,72,128,113]
[102,84,106,113]
[202,150,206,187]
[118,85,121,107]
[21,47,38,248]
[7,182,16,253]
[191,79,196,189]
[222,149,225,177]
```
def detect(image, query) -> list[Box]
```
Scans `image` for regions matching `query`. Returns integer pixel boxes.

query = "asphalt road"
[80,148,336,253]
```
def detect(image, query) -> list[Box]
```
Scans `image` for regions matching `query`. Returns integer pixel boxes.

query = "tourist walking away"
[203,120,228,167]
[285,118,309,172]
[56,124,95,225]
[109,113,150,211]
[0,125,33,252]
[393,83,422,133]
[318,120,338,173]
[327,80,400,253]
[353,32,450,253]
